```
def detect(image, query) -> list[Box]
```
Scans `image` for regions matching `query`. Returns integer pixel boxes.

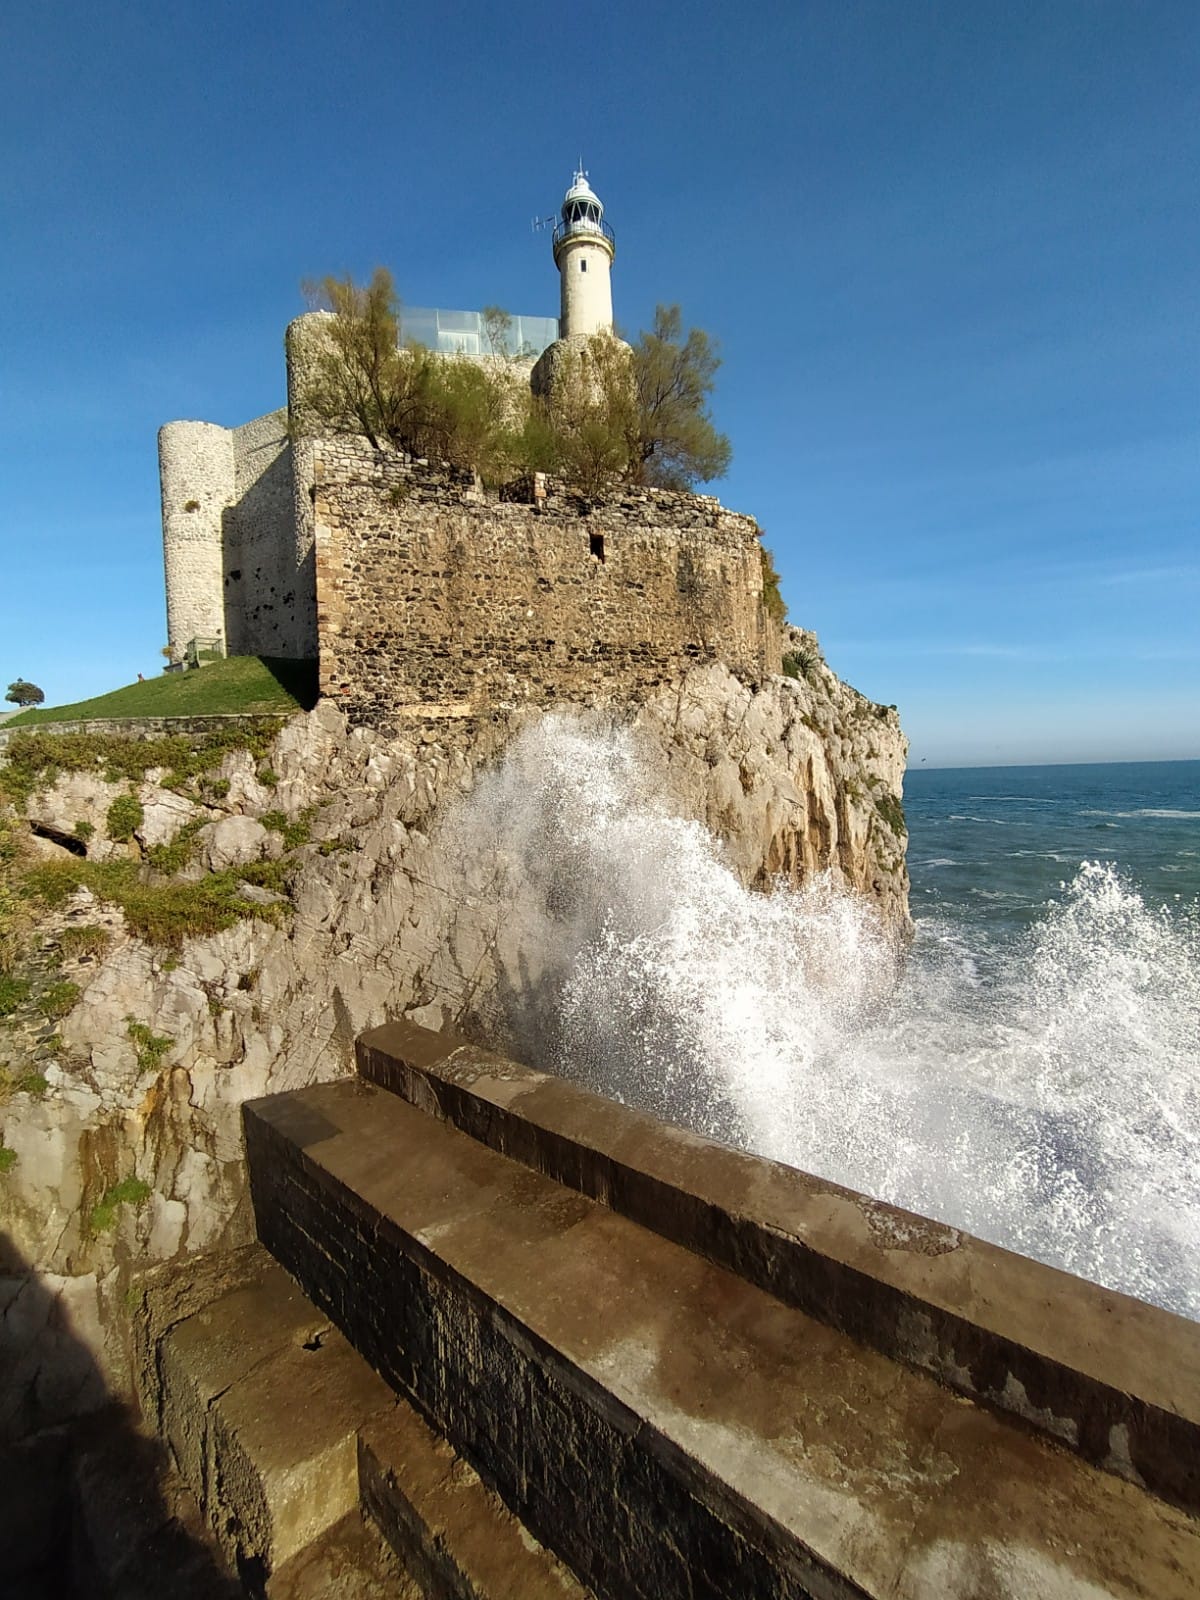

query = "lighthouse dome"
[560,169,607,235]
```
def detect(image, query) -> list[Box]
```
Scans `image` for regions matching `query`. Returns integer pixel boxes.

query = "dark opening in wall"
[590,533,605,562]
[580,259,588,272]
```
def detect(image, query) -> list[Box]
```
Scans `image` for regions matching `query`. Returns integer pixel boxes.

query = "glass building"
[398,307,559,360]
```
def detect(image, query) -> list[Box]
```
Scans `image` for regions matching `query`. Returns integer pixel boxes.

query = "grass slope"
[10,657,318,724]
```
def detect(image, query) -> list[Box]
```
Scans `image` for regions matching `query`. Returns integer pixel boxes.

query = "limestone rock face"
[193,815,276,873]
[0,659,907,1431]
[633,646,908,931]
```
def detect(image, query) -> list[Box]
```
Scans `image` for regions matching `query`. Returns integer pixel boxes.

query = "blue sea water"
[905,759,1200,937]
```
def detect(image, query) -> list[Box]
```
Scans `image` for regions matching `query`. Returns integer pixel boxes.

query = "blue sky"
[3,1,1197,766]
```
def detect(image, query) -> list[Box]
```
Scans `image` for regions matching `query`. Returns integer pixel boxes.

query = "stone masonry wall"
[224,412,299,656]
[312,439,779,729]
[160,410,313,662]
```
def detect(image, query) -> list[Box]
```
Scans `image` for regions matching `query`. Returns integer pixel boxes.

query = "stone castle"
[158,171,781,726]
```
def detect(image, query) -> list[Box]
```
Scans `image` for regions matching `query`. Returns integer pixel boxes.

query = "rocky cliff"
[0,649,907,1439]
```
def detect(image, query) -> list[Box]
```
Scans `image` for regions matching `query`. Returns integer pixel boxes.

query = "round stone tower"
[553,169,616,339]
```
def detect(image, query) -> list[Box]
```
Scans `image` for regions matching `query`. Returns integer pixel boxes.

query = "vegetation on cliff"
[297,269,731,492]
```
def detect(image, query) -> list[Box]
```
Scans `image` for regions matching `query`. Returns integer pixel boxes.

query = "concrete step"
[136,1243,592,1599]
[359,1399,586,1600]
[265,1510,417,1600]
[245,1077,1200,1600]
[356,1019,1200,1519]
[137,1245,395,1586]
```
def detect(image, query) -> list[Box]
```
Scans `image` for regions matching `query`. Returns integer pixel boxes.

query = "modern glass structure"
[398,307,560,360]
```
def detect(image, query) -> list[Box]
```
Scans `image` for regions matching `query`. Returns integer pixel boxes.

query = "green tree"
[629,305,732,490]
[296,272,529,480]
[5,680,44,708]
[297,268,427,451]
[295,274,732,496]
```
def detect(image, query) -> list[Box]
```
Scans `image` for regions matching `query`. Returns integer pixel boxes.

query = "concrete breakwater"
[214,1020,1198,1597]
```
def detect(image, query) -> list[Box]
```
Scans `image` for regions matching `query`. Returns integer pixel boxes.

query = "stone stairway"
[139,1020,1200,1597]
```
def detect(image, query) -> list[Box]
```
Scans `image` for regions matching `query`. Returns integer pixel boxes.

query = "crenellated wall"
[311,438,780,730]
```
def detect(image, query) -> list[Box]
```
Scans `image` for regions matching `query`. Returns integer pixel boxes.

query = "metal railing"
[553,216,616,250]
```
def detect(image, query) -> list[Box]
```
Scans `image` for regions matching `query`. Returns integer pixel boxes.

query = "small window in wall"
[580,259,587,272]
[590,532,605,562]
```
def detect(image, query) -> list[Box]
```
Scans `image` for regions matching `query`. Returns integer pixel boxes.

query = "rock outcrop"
[0,653,907,1442]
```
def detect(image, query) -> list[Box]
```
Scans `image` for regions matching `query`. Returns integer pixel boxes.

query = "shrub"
[72,820,95,842]
[874,792,907,838]
[261,807,313,850]
[0,1146,17,1175]
[88,1177,152,1233]
[146,818,204,875]
[105,795,144,843]
[0,725,283,808]
[782,650,818,683]
[759,545,787,625]
[22,857,291,947]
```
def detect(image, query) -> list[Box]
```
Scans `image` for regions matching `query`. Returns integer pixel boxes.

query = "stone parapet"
[244,1068,1200,1600]
[356,1018,1200,1520]
[0,712,290,755]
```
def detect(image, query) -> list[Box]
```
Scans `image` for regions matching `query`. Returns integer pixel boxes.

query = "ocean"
[449,732,1200,1320]
[906,758,1200,937]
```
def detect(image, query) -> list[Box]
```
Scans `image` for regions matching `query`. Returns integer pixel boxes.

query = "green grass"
[8,656,318,726]
[0,1146,17,1175]
[22,857,292,947]
[88,1176,152,1233]
[57,925,109,962]
[0,975,31,1016]
[0,1068,48,1105]
[40,980,80,1020]
[126,1018,173,1072]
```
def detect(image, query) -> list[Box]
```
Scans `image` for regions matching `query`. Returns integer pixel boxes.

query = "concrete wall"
[310,438,779,729]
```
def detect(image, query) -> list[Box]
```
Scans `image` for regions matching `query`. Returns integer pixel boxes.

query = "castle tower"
[553,169,615,339]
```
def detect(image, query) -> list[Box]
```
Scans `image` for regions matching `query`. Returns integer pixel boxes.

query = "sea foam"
[442,717,1200,1320]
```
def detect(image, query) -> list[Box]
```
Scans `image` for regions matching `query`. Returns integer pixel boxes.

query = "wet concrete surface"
[246,1076,1200,1600]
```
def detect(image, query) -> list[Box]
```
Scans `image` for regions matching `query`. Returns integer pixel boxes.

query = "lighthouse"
[552,169,616,339]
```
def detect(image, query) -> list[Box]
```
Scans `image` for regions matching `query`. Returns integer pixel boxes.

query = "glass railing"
[398,307,560,360]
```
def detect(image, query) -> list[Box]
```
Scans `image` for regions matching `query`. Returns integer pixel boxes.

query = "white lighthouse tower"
[553,168,615,338]
[531,167,624,397]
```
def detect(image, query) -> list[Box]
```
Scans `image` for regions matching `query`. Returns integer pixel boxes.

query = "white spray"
[441,717,1200,1320]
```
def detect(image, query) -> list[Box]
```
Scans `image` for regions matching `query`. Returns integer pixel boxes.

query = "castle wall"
[160,409,315,662]
[311,438,778,730]
[225,411,302,656]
